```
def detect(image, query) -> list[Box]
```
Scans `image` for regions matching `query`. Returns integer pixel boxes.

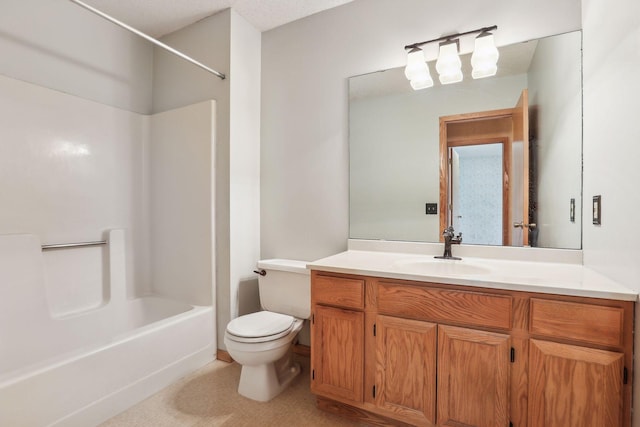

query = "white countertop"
[307,250,638,301]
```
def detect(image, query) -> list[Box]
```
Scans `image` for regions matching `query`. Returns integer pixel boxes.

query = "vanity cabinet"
[437,325,510,427]
[310,270,634,427]
[311,305,364,402]
[527,298,628,426]
[310,275,365,403]
[375,281,513,426]
[374,315,437,425]
[528,339,623,426]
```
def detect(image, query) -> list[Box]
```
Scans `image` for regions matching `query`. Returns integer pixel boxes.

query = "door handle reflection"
[513,222,536,229]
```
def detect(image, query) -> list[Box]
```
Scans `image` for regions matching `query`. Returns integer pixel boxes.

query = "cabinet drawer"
[313,275,364,309]
[530,299,624,347]
[378,282,512,330]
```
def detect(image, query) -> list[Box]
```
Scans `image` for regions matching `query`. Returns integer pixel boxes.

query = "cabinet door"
[438,325,510,427]
[528,339,623,427]
[311,305,364,402]
[374,315,436,426]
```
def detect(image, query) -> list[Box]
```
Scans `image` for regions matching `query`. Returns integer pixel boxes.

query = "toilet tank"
[257,259,310,319]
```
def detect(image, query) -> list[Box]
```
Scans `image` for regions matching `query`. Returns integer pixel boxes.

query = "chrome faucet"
[435,226,462,260]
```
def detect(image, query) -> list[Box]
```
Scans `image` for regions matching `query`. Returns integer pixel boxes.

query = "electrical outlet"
[425,203,438,215]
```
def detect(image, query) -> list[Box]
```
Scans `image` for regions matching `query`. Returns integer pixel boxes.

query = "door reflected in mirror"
[440,90,530,247]
[450,143,504,246]
[349,31,582,249]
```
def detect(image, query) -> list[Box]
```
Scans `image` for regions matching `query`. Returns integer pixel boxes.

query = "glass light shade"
[404,48,429,81]
[410,72,434,90]
[436,41,463,84]
[472,63,498,79]
[471,33,499,79]
[439,69,464,85]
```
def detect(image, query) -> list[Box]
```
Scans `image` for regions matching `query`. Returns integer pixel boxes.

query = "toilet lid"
[226,311,295,341]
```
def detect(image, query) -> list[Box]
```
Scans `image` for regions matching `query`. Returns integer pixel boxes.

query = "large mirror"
[349,31,582,249]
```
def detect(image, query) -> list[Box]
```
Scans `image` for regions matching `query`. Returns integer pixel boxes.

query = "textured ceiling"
[79,0,355,37]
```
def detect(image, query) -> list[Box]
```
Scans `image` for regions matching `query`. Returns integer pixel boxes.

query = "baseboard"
[293,344,310,357]
[216,349,234,363]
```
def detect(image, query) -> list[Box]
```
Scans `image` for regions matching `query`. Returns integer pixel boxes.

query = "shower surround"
[0,74,217,426]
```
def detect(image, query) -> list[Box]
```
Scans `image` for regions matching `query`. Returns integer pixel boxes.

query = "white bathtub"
[0,231,216,427]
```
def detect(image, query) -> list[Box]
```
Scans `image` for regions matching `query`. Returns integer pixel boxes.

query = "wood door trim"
[440,108,515,123]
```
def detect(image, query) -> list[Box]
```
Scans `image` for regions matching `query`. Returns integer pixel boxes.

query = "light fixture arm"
[404,25,498,51]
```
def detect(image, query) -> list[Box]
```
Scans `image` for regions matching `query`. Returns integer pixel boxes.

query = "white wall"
[229,12,262,320]
[0,0,153,113]
[528,31,582,249]
[582,0,640,291]
[261,0,582,261]
[581,0,640,420]
[149,101,216,306]
[152,11,230,114]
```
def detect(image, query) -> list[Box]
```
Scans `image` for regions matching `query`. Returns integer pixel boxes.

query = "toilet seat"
[226,311,295,343]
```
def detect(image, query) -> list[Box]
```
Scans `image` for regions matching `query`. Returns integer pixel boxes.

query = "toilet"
[224,259,310,402]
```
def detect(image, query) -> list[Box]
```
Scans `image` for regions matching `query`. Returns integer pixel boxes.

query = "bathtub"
[0,230,216,427]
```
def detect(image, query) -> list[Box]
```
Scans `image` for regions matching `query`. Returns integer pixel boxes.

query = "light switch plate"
[570,198,575,223]
[592,195,601,225]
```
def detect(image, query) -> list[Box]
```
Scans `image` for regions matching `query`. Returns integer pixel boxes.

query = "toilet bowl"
[224,259,310,402]
[224,311,304,402]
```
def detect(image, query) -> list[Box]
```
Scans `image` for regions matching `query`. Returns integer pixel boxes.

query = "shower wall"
[149,101,216,306]
[2,0,259,350]
[0,72,217,310]
[0,74,151,302]
[0,0,156,304]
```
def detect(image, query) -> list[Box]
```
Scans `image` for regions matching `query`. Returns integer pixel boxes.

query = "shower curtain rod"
[68,0,226,80]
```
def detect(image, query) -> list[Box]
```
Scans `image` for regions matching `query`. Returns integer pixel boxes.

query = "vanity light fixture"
[404,25,498,90]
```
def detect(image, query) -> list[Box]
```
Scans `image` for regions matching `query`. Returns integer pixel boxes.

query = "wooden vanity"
[310,268,634,427]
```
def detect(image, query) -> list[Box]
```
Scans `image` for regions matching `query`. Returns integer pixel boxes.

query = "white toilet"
[224,259,310,402]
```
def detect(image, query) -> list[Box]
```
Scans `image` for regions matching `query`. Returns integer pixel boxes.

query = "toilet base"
[237,348,301,402]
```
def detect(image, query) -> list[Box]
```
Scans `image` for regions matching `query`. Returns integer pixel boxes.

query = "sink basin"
[392,258,491,276]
